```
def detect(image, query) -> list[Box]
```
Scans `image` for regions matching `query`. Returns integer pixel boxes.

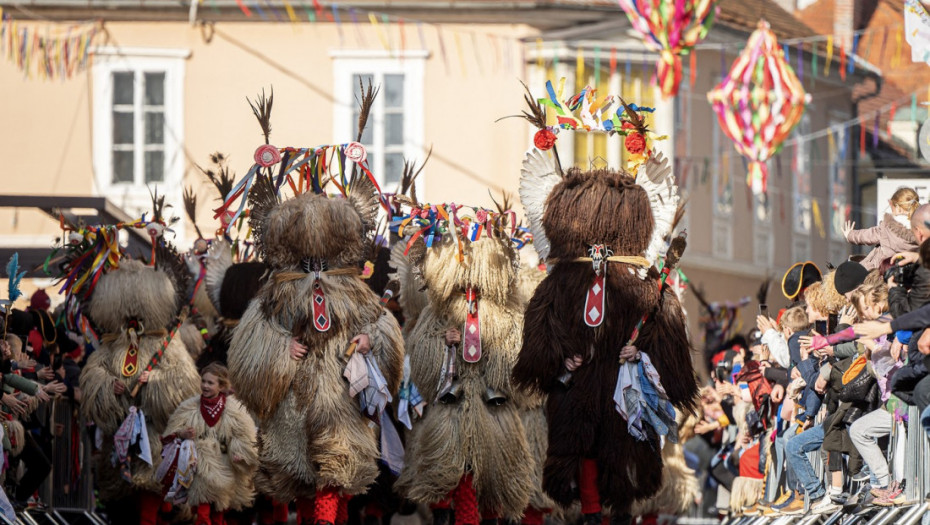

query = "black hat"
[748,328,763,347]
[781,261,822,301]
[834,261,869,295]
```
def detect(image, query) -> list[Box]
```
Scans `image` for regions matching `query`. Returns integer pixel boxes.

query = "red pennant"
[463,288,481,363]
[584,274,606,327]
[121,342,139,377]
[312,279,331,332]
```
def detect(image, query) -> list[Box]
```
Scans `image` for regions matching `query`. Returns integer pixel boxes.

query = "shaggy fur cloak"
[512,167,698,514]
[228,190,404,502]
[78,259,201,499]
[162,395,259,510]
[394,236,533,519]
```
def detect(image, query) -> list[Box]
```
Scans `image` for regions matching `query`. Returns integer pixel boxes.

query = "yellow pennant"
[812,199,826,238]
[824,35,833,75]
[282,0,299,24]
[369,12,390,51]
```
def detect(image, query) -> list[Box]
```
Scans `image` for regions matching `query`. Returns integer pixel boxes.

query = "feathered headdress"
[517,81,681,278]
[214,83,387,240]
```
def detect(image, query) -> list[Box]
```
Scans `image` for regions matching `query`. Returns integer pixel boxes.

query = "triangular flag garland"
[707,20,810,196]
[0,11,100,80]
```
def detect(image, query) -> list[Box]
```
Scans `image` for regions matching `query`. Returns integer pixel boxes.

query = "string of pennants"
[0,8,100,80]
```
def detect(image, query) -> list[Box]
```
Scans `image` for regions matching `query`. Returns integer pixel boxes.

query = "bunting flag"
[0,14,99,80]
[616,0,719,98]
[707,20,810,195]
[905,0,930,64]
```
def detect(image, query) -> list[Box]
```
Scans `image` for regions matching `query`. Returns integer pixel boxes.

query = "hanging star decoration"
[707,20,810,195]
[617,0,719,98]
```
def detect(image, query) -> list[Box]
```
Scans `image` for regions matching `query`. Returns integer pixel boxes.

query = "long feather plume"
[247,87,274,145]
[199,153,236,201]
[498,81,563,176]
[396,146,432,205]
[6,253,25,304]
[350,78,380,187]
[182,186,204,239]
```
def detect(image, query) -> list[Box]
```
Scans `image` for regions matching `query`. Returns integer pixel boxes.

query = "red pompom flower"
[533,129,557,151]
[254,144,281,167]
[625,133,646,155]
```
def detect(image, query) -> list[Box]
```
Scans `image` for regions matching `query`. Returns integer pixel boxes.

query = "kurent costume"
[69,218,201,524]
[161,390,259,522]
[226,154,405,525]
[512,86,698,524]
[393,206,533,524]
[514,263,556,525]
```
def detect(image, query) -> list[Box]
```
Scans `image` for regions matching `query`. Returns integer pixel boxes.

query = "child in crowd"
[161,363,259,525]
[843,187,919,270]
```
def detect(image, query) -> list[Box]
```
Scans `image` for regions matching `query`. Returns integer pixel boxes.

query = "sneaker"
[871,481,900,499]
[874,486,905,507]
[830,492,849,505]
[810,495,840,515]
[742,503,762,516]
[778,496,807,515]
[770,490,793,507]
[772,491,799,510]
[851,471,870,482]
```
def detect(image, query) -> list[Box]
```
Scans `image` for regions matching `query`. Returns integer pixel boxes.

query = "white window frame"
[331,50,427,194]
[91,47,188,239]
[828,117,849,242]
[793,111,813,235]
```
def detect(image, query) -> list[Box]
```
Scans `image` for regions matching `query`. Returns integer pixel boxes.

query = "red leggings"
[579,459,601,515]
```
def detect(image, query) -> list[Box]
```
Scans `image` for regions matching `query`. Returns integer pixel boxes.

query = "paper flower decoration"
[617,0,719,99]
[707,20,810,195]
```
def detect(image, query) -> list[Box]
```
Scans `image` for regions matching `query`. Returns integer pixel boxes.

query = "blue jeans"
[774,423,799,492]
[785,424,825,500]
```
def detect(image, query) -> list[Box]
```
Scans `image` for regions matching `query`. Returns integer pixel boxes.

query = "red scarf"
[200,393,226,428]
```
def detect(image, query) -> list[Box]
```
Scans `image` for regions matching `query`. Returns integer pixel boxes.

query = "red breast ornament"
[463,288,482,363]
[584,244,611,327]
[312,277,331,332]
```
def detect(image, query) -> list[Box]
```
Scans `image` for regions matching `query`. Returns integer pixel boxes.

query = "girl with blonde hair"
[843,187,919,270]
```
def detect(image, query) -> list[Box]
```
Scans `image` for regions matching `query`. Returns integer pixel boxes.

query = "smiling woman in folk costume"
[393,202,533,525]
[226,87,405,525]
[160,362,258,525]
[511,83,698,525]
[69,196,201,525]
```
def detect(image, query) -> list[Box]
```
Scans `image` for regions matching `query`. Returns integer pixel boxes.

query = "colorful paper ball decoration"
[617,0,719,99]
[707,20,811,195]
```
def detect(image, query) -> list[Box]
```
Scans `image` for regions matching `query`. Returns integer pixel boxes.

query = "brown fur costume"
[227,178,404,503]
[514,264,557,516]
[394,234,533,520]
[513,156,698,516]
[162,394,259,510]
[78,259,201,499]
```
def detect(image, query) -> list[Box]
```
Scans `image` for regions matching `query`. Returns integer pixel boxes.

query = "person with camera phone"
[885,204,930,318]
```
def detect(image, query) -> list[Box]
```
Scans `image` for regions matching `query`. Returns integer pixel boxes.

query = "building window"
[91,47,187,219]
[572,60,656,170]
[332,51,427,193]
[793,112,812,235]
[712,121,733,217]
[830,124,850,241]
[111,71,167,185]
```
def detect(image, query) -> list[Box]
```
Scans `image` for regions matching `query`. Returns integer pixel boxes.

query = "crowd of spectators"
[684,190,930,518]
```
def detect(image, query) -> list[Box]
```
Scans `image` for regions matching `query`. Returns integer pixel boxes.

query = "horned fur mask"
[406,233,520,308]
[248,174,380,272]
